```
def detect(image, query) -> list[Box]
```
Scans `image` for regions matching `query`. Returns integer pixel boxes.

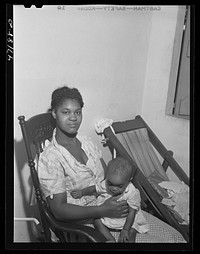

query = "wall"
[141,6,189,180]
[14,5,151,242]
[13,5,189,242]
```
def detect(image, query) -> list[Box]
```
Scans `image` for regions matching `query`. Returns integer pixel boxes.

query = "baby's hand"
[71,189,83,199]
[118,229,129,243]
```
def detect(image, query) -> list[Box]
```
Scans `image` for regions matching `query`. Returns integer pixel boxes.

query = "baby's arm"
[94,219,116,242]
[118,207,137,243]
[71,185,96,199]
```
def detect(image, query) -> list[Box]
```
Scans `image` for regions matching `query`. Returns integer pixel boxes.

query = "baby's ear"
[130,169,135,181]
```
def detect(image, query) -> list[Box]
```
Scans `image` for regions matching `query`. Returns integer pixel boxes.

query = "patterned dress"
[38,129,104,207]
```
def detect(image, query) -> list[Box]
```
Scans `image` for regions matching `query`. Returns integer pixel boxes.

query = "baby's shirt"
[96,181,150,233]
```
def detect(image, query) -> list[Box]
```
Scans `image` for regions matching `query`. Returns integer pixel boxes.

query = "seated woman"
[38,85,186,243]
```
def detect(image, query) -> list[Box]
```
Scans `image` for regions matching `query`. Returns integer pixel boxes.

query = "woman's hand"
[101,195,129,218]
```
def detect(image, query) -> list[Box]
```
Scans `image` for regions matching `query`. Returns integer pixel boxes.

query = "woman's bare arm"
[94,219,115,242]
[47,192,129,222]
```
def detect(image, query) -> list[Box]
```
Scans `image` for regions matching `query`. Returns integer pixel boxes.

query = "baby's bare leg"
[129,228,138,243]
[94,219,116,242]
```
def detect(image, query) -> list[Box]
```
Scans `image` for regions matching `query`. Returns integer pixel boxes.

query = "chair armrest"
[55,221,107,242]
[46,213,107,242]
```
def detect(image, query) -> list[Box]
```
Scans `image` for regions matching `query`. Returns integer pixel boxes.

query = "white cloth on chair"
[94,118,114,144]
[94,118,113,134]
[158,181,189,225]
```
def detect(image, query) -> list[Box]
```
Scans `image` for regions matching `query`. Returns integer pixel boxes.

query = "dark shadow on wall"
[14,138,40,242]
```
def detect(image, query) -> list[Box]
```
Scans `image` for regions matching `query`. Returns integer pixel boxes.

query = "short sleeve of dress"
[126,183,141,210]
[38,155,66,198]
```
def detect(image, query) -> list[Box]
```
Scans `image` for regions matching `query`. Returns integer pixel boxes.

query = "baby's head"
[105,157,134,196]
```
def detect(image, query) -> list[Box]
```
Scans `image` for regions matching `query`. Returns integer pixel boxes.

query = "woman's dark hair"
[51,86,84,111]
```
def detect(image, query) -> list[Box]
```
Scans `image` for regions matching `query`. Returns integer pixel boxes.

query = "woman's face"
[52,98,83,135]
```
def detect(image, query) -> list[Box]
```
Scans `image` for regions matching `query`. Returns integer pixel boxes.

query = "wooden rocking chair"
[18,113,106,243]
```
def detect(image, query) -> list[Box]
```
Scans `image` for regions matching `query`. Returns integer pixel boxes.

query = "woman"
[38,85,186,243]
[38,86,128,224]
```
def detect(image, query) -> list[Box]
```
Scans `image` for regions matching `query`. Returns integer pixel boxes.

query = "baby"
[71,157,149,242]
